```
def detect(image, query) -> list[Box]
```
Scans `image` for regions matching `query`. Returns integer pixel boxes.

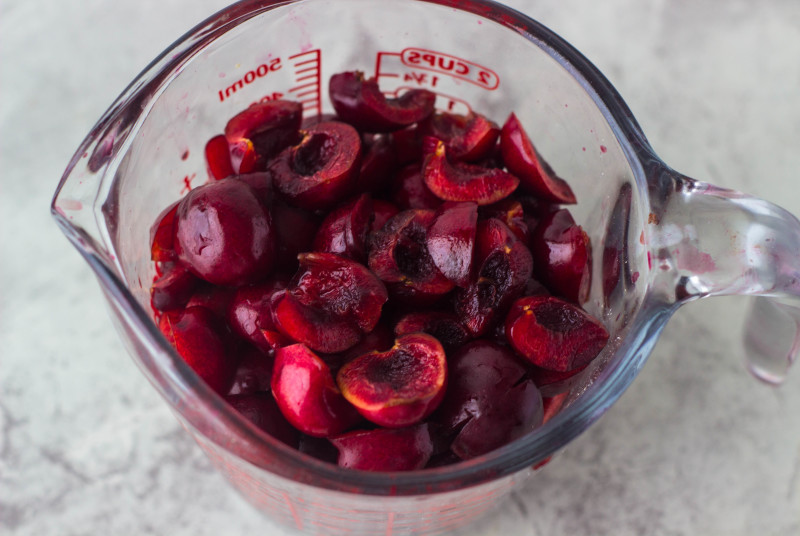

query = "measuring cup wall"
[51,0,800,534]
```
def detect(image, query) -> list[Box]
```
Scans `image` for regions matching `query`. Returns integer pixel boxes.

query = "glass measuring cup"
[50,0,800,534]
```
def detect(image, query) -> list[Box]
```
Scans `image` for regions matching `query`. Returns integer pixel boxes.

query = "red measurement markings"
[375,51,402,82]
[217,58,283,103]
[287,49,322,116]
[181,173,197,194]
[401,48,498,90]
[388,86,471,115]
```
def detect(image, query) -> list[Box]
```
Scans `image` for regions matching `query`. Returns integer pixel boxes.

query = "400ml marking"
[218,58,283,102]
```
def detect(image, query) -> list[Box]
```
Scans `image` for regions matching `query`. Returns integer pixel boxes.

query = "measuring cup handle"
[649,170,800,384]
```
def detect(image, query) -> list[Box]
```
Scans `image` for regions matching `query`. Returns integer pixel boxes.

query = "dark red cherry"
[173,178,276,287]
[271,121,362,210]
[500,113,576,204]
[329,71,436,133]
[530,208,591,304]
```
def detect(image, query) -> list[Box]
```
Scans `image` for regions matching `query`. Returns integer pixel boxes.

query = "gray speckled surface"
[2,1,800,534]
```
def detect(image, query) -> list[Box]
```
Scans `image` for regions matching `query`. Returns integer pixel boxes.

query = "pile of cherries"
[150,71,609,471]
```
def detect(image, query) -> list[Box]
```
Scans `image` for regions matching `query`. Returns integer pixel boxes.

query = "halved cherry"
[421,111,500,162]
[329,71,435,133]
[150,202,179,265]
[454,218,533,337]
[311,194,373,263]
[431,340,543,460]
[393,311,471,352]
[229,138,259,174]
[530,208,591,304]
[422,138,518,205]
[368,209,455,303]
[330,423,433,471]
[225,100,303,167]
[228,345,275,396]
[271,343,361,437]
[500,113,576,204]
[505,295,609,372]
[270,290,362,354]
[271,121,362,210]
[225,392,299,447]
[173,178,276,287]
[150,264,200,312]
[391,164,442,211]
[204,134,235,180]
[289,252,388,333]
[337,333,447,428]
[227,279,287,354]
[426,201,478,287]
[159,306,237,395]
[480,198,529,244]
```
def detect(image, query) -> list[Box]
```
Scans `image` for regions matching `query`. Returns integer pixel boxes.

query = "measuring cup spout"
[647,168,800,383]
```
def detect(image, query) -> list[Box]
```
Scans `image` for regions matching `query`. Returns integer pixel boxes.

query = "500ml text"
[218,58,282,102]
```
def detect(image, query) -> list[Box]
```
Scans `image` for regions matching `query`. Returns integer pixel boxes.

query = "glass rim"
[51,0,673,495]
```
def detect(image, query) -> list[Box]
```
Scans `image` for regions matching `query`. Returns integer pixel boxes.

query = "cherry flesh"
[271,121,362,210]
[224,100,303,169]
[505,295,609,372]
[337,333,447,428]
[368,209,454,304]
[454,218,533,337]
[421,111,500,162]
[422,138,518,205]
[270,290,363,354]
[289,252,388,333]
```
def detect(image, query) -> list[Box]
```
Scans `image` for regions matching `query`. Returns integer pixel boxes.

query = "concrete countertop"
[2,1,799,534]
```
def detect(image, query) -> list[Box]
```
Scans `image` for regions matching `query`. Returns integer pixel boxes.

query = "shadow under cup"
[52,0,800,534]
